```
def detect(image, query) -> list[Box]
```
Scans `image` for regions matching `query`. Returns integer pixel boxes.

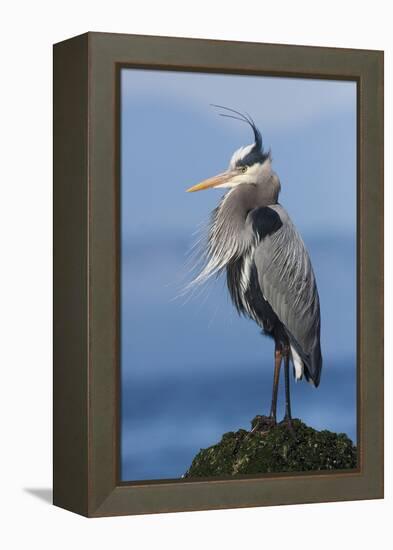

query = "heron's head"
[186,106,272,193]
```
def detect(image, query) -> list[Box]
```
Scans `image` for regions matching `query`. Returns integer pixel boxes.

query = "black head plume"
[211,104,269,166]
[211,104,263,149]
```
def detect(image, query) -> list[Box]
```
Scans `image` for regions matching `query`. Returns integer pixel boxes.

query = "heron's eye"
[241,166,248,173]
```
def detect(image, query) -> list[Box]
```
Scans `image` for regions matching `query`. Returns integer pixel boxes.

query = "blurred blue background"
[120,69,357,481]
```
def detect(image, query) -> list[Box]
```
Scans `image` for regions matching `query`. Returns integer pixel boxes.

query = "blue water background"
[120,70,357,481]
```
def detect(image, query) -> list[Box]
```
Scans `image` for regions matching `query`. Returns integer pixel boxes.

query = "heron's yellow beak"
[186,171,232,193]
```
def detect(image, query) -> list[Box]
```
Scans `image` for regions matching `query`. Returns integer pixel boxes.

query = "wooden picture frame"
[53,32,384,517]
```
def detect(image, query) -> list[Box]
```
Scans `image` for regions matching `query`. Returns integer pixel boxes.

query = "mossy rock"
[184,416,357,478]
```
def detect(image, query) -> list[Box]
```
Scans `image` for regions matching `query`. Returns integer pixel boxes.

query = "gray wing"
[252,204,322,385]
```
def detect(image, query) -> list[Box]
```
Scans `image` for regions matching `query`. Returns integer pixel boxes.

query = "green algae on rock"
[184,417,357,478]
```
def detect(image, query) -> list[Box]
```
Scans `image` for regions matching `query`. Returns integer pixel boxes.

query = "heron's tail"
[290,339,322,387]
[303,341,323,387]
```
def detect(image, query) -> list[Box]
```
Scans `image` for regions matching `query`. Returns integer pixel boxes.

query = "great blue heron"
[186,106,322,429]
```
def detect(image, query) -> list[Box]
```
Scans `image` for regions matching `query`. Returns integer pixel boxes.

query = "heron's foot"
[280,416,296,437]
[250,414,277,434]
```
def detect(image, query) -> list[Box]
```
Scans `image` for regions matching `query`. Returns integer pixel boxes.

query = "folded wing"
[249,204,322,386]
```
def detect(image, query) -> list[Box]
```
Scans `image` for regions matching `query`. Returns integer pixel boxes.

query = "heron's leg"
[269,346,282,422]
[280,348,296,437]
[283,349,292,422]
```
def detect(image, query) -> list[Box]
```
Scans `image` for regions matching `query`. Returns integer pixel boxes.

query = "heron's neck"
[223,176,280,212]
[210,181,279,263]
[217,173,281,235]
[190,176,280,287]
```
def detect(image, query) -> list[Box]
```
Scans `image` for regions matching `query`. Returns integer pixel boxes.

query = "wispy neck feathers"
[190,172,281,287]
